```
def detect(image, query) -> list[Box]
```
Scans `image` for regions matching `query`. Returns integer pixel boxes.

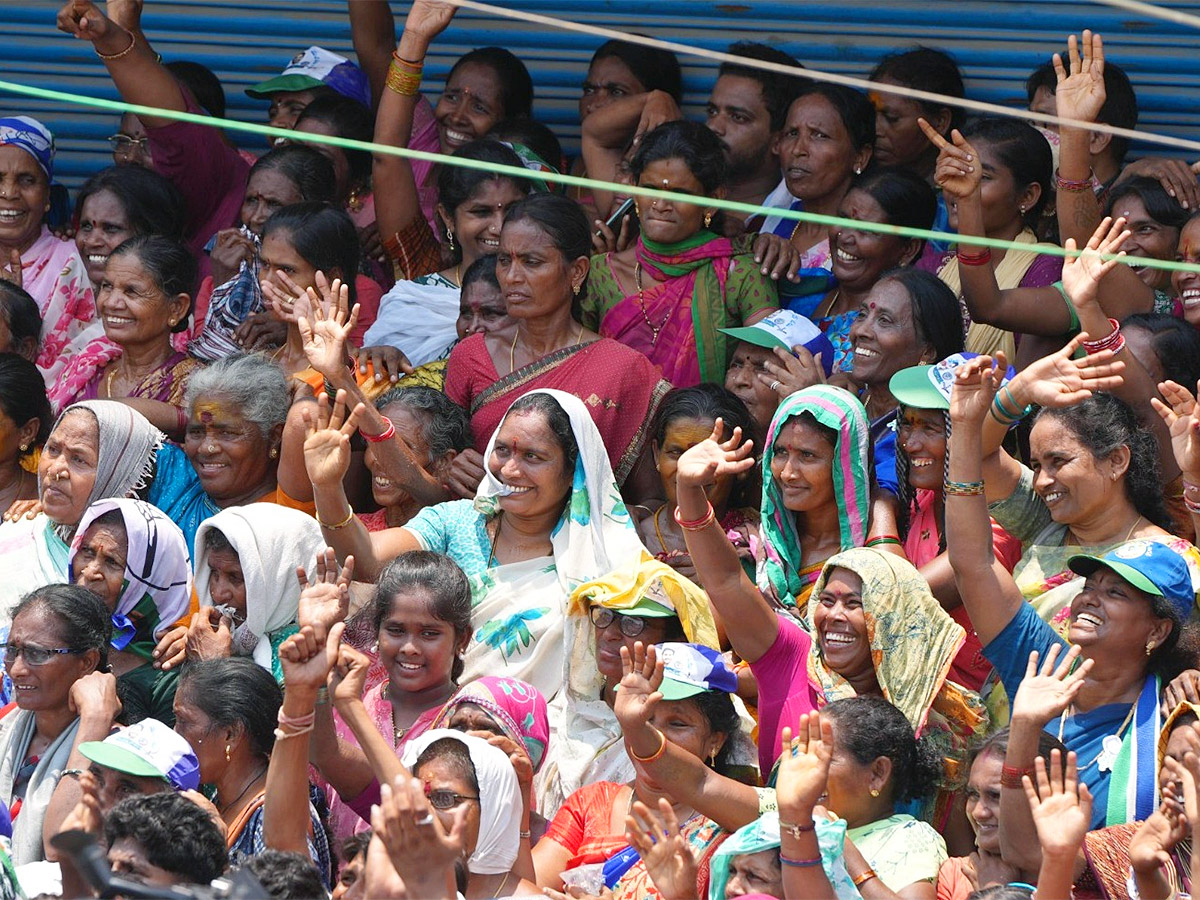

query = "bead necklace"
[634,262,671,346]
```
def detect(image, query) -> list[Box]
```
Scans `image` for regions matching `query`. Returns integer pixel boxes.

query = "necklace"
[633,262,671,346]
[652,505,671,550]
[1067,514,1145,548]
[218,764,267,814]
[491,872,511,899]
[815,288,842,320]
[1059,700,1137,773]
[508,321,585,375]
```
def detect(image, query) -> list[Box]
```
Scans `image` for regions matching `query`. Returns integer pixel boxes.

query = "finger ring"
[770,380,782,393]
[415,813,434,826]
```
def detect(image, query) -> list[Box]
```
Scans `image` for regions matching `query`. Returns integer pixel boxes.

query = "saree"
[226,787,333,889]
[187,226,261,362]
[445,335,670,487]
[584,232,777,386]
[848,815,948,892]
[758,386,872,610]
[0,710,79,865]
[50,345,201,414]
[21,227,96,388]
[361,272,460,369]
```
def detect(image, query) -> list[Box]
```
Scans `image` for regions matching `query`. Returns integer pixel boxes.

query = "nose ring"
[55,471,67,482]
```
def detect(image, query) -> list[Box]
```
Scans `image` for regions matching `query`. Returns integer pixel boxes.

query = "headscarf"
[47,401,164,536]
[759,386,871,609]
[401,729,522,876]
[0,116,54,180]
[193,505,324,671]
[432,677,551,773]
[706,812,860,900]
[68,499,191,659]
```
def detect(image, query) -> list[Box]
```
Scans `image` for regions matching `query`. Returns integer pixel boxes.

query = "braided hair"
[894,407,952,552]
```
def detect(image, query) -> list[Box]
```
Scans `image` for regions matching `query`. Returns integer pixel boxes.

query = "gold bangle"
[630,727,667,763]
[96,30,137,61]
[386,58,423,97]
[853,869,878,887]
[317,507,354,530]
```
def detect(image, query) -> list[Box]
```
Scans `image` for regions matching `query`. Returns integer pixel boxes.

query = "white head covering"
[401,728,521,876]
[193,504,324,670]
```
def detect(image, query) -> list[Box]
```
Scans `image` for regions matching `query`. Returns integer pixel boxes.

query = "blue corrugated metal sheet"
[4,1,1200,192]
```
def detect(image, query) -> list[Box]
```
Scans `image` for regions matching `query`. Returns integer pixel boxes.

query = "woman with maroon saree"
[582,121,777,387]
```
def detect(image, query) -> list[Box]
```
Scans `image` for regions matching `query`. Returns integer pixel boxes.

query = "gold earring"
[225,743,232,763]
[18,443,27,452]
[869,788,880,797]
[269,447,278,459]
[445,226,456,252]
[709,750,717,767]
[572,282,581,296]
[1147,640,1156,656]
[704,211,713,228]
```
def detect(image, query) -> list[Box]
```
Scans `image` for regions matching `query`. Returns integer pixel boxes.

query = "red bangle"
[1000,764,1032,789]
[177,406,188,433]
[957,248,992,266]
[1056,169,1096,193]
[674,502,716,531]
[363,416,396,443]
[1080,319,1124,355]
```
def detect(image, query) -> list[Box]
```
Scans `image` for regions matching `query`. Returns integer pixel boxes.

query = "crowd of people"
[1,0,1200,897]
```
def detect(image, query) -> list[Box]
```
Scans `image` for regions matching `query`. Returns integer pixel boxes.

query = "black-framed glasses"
[425,788,480,810]
[588,607,650,638]
[2,643,83,667]
[107,134,149,154]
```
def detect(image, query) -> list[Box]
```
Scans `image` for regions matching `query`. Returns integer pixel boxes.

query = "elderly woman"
[0,353,50,515]
[68,498,191,724]
[50,235,202,432]
[0,116,94,386]
[583,120,778,388]
[946,355,1198,827]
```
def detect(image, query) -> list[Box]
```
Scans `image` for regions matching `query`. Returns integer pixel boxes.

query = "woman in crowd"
[783,169,937,371]
[172,656,332,882]
[0,353,49,515]
[0,400,163,608]
[534,642,739,897]
[358,141,529,376]
[445,194,669,494]
[583,120,778,387]
[945,355,1197,827]
[0,585,113,865]
[870,48,965,181]
[0,116,94,386]
[68,498,191,724]
[0,282,42,361]
[72,164,187,294]
[760,84,876,272]
[188,145,336,361]
[842,267,964,494]
[308,389,648,702]
[50,235,201,434]
[636,384,760,580]
[1173,212,1200,328]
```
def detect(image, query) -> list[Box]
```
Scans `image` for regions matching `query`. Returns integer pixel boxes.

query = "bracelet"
[1055,168,1095,193]
[363,416,396,443]
[1000,764,1032,789]
[1001,386,1033,420]
[315,686,330,705]
[323,378,339,402]
[1080,318,1125,355]
[853,870,879,887]
[866,534,902,547]
[779,855,823,868]
[519,830,531,840]
[176,406,188,433]
[96,30,137,61]
[943,479,985,497]
[989,395,1023,427]
[386,54,424,97]
[779,819,816,839]
[278,708,316,729]
[317,507,355,530]
[673,502,716,531]
[630,727,667,764]
[274,721,315,741]
[957,248,992,267]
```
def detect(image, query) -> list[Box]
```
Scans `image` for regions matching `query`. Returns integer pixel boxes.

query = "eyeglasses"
[2,643,83,667]
[425,788,480,810]
[588,607,652,638]
[107,135,149,154]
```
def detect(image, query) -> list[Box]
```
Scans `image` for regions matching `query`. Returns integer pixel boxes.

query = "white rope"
[447,0,1200,155]
[1088,0,1200,32]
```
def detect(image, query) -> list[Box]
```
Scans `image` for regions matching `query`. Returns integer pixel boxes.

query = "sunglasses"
[425,787,480,810]
[107,134,150,154]
[588,607,654,638]
[2,643,84,667]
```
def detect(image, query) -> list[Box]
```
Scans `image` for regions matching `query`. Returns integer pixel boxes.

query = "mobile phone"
[599,196,637,235]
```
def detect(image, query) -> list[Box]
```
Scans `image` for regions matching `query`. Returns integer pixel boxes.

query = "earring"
[18,443,27,452]
[445,226,456,252]
[269,447,278,459]
[634,201,641,218]
[1147,640,1156,656]
[704,211,713,228]
[710,750,717,767]
[572,282,581,296]
[869,788,880,798]
[1019,206,1027,214]
[225,743,232,763]
[854,167,862,175]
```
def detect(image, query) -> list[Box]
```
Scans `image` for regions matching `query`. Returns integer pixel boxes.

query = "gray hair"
[183,354,290,441]
[374,386,471,460]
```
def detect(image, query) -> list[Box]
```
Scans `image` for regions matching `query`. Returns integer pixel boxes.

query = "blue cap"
[721,310,836,376]
[1068,540,1196,620]
[656,643,738,700]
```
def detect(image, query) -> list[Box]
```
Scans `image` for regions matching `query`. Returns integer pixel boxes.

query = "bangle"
[1001,386,1033,419]
[323,378,339,402]
[779,855,823,868]
[779,819,816,839]
[96,30,137,61]
[990,395,1023,427]
[673,502,716,531]
[630,727,667,763]
[853,870,879,887]
[519,830,531,840]
[1080,318,1125,355]
[1055,169,1095,193]
[363,416,396,443]
[866,534,902,547]
[315,687,330,705]
[176,406,188,433]
[317,507,355,530]
[386,53,423,96]
[278,708,316,729]
[943,479,985,497]
[957,248,992,266]
[274,721,315,741]
[1000,764,1032,789]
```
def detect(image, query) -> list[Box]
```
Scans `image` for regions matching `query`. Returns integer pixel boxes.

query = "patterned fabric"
[758,386,871,609]
[51,346,201,414]
[583,233,777,387]
[445,334,670,487]
[187,226,261,362]
[848,814,947,892]
[362,272,460,369]
[381,210,443,283]
[21,228,96,387]
[226,787,333,889]
[432,677,550,772]
[779,286,858,373]
[0,117,54,178]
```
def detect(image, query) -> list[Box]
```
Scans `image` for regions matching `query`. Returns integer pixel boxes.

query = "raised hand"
[59,769,104,838]
[920,120,981,202]
[68,671,121,723]
[776,716,834,820]
[1011,645,1093,727]
[302,390,365,487]
[1128,799,1188,875]
[949,354,1004,427]
[1151,381,1200,482]
[329,643,372,707]
[1008,336,1125,410]
[1061,216,1131,311]
[298,277,361,378]
[1022,750,1094,859]
[208,228,256,287]
[626,798,698,900]
[760,344,826,398]
[56,0,117,43]
[373,775,467,879]
[612,642,664,731]
[261,269,313,328]
[1053,31,1107,126]
[297,547,354,632]
[279,621,345,694]
[675,419,755,490]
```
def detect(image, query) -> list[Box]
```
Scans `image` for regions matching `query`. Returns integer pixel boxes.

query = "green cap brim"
[624,595,676,618]
[78,742,169,780]
[889,365,948,411]
[718,325,789,352]
[1067,555,1165,597]
[658,677,707,701]
[246,74,325,99]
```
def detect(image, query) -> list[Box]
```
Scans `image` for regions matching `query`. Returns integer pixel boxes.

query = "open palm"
[1053,31,1107,124]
